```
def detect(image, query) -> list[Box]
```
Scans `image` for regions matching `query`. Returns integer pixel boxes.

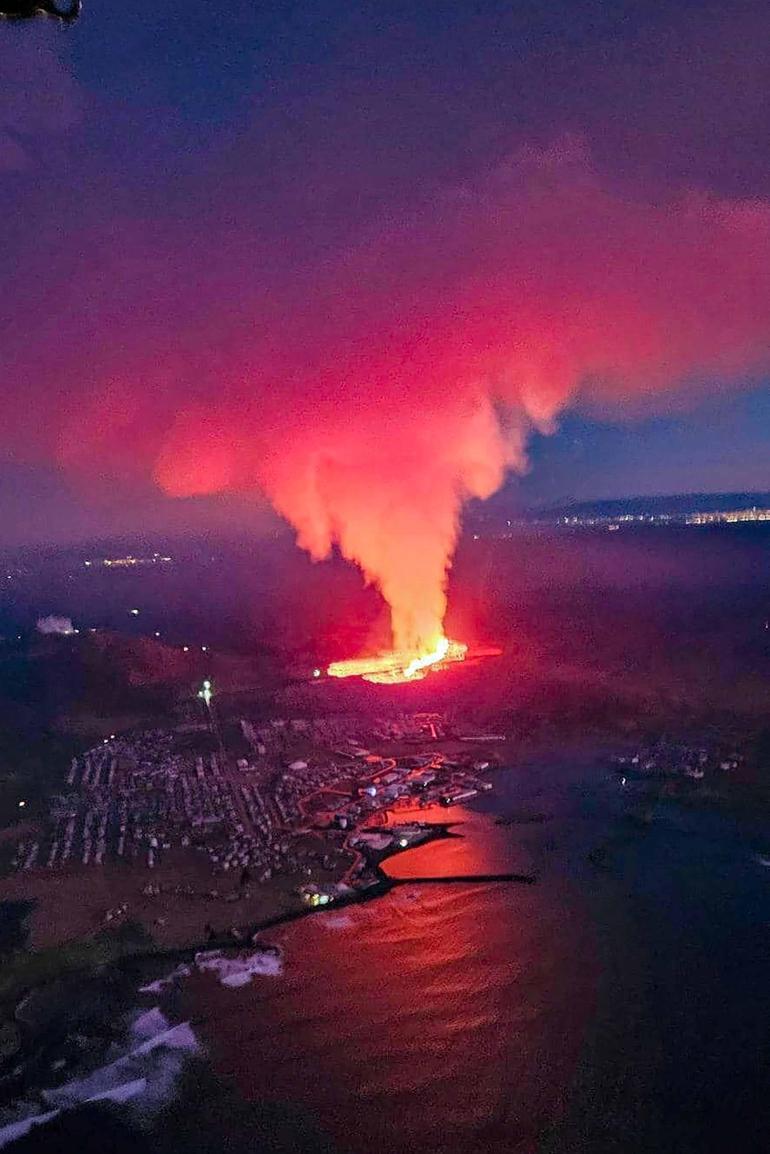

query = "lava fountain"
[327,636,468,684]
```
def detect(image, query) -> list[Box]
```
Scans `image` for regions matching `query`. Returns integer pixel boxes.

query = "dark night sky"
[1,0,769,544]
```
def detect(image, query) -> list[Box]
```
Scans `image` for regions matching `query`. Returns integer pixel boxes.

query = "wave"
[131,1006,169,1039]
[138,963,192,994]
[0,1010,199,1149]
[194,947,283,988]
[316,912,356,930]
[0,1108,60,1149]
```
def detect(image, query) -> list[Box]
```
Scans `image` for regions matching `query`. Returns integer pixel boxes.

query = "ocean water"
[0,1009,199,1150]
[179,754,770,1154]
[10,752,770,1153]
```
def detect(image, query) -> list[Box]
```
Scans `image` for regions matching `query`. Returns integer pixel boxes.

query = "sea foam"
[194,947,283,987]
[0,1009,199,1149]
[138,963,192,993]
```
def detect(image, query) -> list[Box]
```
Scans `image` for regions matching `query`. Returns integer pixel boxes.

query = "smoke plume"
[150,141,770,653]
[36,615,76,636]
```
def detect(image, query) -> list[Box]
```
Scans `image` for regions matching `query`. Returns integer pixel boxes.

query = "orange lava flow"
[327,637,468,684]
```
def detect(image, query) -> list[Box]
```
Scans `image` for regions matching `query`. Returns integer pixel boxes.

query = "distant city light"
[556,506,770,529]
[155,631,161,638]
[183,646,189,652]
[201,645,208,652]
[100,555,173,568]
[18,800,26,808]
[130,608,140,616]
[479,503,770,537]
[312,668,321,678]
[398,837,408,847]
[198,679,213,708]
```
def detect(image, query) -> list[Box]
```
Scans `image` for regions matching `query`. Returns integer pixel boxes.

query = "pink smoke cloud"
[146,140,770,649]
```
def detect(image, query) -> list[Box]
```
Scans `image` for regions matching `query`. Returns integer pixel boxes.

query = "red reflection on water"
[187,813,598,1154]
[382,806,516,880]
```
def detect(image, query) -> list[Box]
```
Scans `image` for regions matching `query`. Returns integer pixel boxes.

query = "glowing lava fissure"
[327,637,467,684]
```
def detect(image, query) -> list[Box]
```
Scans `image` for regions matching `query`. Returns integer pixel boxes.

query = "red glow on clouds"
[150,142,770,657]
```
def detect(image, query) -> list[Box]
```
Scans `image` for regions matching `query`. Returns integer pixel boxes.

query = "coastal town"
[6,708,505,940]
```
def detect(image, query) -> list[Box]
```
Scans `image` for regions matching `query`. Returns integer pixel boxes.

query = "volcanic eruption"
[327,637,469,684]
[150,143,770,683]
[255,394,517,683]
[156,384,521,683]
[37,141,770,684]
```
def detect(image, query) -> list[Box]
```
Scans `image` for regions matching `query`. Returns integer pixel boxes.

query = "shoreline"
[0,812,536,1013]
[0,803,537,1133]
